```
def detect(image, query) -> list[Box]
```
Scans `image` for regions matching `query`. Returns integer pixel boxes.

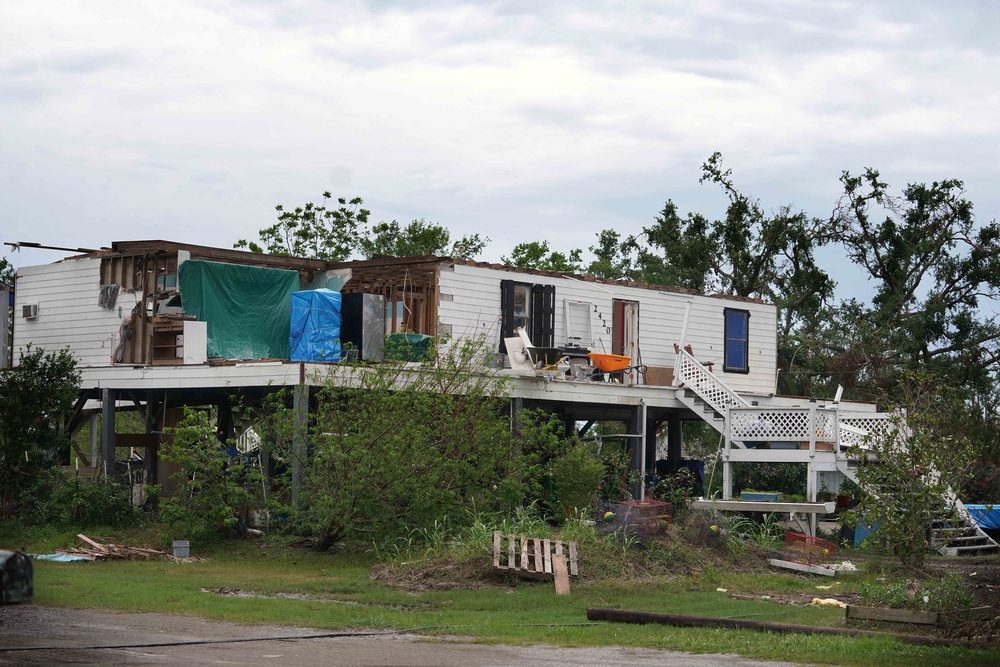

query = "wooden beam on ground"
[769,559,836,577]
[585,608,986,648]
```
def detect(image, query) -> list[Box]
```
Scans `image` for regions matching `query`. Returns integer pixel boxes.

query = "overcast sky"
[2,0,999,295]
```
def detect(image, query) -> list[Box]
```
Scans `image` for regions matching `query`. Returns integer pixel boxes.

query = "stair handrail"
[673,344,751,416]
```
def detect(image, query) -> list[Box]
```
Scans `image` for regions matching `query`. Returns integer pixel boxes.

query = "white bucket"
[172,540,190,559]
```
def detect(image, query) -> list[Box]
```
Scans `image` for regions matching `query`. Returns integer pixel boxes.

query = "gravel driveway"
[0,605,797,667]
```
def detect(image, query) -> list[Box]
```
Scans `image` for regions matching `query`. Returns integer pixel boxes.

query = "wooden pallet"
[492,532,578,580]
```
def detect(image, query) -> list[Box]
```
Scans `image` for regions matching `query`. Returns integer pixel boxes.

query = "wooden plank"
[508,534,515,570]
[520,535,529,572]
[77,534,110,553]
[493,532,501,569]
[768,558,835,577]
[586,608,975,648]
[553,554,570,595]
[692,500,836,514]
[533,538,542,574]
[543,538,552,574]
[847,606,939,625]
[568,541,578,577]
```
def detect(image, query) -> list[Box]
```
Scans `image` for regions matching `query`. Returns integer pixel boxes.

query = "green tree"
[0,257,12,284]
[360,218,488,259]
[235,193,371,261]
[271,336,516,550]
[822,170,1000,402]
[0,345,80,517]
[502,241,583,272]
[1,257,12,359]
[845,374,975,567]
[626,200,713,291]
[586,230,635,280]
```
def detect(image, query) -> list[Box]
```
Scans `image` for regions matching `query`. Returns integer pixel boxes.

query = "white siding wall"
[437,264,777,394]
[12,258,142,368]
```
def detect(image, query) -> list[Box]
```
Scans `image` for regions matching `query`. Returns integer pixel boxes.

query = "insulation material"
[290,289,342,363]
[178,260,299,360]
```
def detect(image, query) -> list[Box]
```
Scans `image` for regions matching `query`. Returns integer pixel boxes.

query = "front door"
[612,299,639,385]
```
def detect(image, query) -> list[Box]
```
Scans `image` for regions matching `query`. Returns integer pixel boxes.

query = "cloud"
[1,0,999,291]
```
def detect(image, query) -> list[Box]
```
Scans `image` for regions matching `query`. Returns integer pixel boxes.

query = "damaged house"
[9,239,922,540]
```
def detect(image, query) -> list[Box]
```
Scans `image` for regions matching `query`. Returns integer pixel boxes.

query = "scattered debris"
[55,534,168,561]
[830,560,858,572]
[811,597,848,609]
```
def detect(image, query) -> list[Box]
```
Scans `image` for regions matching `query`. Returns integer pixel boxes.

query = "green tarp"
[178,260,299,360]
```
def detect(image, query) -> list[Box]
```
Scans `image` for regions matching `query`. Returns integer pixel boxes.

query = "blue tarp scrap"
[31,553,92,562]
[966,504,1000,530]
[290,289,342,363]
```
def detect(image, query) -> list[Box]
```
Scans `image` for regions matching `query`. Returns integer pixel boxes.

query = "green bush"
[154,408,263,544]
[551,444,604,519]
[861,573,972,612]
[43,474,135,527]
[0,346,80,517]
[273,335,516,550]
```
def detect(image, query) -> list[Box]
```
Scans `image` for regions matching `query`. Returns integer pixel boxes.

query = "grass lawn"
[17,532,1000,667]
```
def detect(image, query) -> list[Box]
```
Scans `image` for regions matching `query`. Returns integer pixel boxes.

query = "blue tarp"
[966,504,1000,530]
[290,289,342,362]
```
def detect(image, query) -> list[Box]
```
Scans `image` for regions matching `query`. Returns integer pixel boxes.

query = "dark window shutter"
[531,284,555,347]
[500,280,514,352]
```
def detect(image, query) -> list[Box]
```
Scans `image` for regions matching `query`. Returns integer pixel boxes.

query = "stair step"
[932,526,976,534]
[956,544,999,553]
[938,533,982,542]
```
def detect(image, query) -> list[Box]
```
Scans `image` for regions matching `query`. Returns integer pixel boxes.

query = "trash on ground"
[55,534,168,561]
[810,597,848,608]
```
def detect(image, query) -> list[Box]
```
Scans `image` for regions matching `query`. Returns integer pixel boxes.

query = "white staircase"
[673,346,999,556]
[673,345,751,447]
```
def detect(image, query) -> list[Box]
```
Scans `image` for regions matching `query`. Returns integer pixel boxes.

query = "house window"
[500,280,555,352]
[723,308,750,373]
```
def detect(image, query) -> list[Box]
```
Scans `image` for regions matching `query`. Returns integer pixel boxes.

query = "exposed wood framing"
[341,260,440,335]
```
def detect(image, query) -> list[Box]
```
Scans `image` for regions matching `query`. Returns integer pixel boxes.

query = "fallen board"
[768,558,836,577]
[492,532,578,580]
[847,605,939,626]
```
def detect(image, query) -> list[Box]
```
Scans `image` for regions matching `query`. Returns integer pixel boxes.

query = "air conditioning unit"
[22,304,38,320]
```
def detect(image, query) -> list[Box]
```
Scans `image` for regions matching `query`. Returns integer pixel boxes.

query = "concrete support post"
[807,461,818,536]
[291,383,309,506]
[511,397,524,440]
[629,405,645,499]
[667,416,683,470]
[88,412,99,467]
[100,388,116,476]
